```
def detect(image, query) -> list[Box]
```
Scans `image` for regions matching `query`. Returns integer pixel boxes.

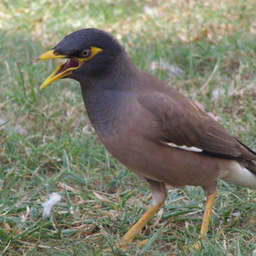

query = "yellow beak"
[38,46,103,89]
[37,50,82,89]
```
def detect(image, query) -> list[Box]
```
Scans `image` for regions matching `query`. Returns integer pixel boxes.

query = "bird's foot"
[190,235,206,251]
[117,238,148,250]
[191,240,202,251]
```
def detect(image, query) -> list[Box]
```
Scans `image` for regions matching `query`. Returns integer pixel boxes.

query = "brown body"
[91,70,256,195]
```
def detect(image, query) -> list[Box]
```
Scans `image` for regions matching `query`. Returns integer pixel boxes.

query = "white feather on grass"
[42,193,61,218]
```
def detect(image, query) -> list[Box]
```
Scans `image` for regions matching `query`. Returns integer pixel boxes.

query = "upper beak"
[37,50,82,89]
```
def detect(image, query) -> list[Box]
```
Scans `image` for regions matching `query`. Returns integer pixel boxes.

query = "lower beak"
[37,50,82,89]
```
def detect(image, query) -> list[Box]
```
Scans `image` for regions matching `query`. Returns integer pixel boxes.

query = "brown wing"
[138,90,256,161]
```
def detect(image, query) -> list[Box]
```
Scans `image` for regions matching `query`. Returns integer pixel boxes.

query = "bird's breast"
[82,88,132,136]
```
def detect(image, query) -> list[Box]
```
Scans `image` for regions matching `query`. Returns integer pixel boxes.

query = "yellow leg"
[199,189,217,240]
[121,204,163,243]
[191,189,217,250]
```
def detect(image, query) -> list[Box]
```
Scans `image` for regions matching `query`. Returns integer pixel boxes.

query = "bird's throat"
[80,85,128,136]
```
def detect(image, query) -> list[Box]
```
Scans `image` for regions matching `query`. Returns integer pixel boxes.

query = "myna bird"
[38,28,256,245]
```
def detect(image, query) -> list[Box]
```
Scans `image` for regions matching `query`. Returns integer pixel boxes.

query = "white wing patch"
[165,142,203,153]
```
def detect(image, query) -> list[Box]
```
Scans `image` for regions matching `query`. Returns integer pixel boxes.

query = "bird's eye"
[81,49,91,57]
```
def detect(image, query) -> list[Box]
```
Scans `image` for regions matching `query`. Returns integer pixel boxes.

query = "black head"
[54,28,123,57]
[38,28,127,88]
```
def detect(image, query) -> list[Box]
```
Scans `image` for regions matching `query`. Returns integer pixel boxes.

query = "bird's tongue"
[56,59,80,75]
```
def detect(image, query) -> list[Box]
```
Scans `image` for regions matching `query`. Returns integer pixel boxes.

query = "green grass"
[1,0,256,255]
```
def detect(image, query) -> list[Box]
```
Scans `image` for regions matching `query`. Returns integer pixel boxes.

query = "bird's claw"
[117,238,148,250]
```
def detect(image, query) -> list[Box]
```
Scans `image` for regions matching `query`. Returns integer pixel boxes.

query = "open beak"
[37,50,83,89]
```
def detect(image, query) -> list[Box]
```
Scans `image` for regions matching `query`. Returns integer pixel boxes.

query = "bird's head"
[38,28,124,88]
